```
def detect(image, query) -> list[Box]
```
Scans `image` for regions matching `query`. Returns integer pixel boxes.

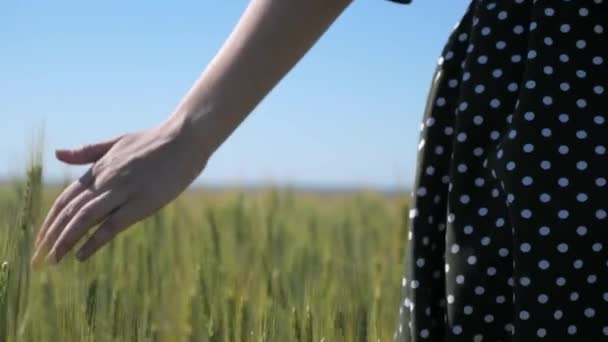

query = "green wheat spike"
[304,305,313,342]
[85,278,98,330]
[0,261,9,342]
[357,305,368,342]
[291,306,301,342]
[240,298,251,342]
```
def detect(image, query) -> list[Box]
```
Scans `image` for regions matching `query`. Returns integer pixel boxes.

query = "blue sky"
[1,0,469,190]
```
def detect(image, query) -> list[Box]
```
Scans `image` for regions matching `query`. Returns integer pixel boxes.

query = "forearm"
[164,0,352,156]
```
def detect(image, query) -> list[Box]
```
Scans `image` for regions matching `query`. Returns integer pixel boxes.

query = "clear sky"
[1,0,469,190]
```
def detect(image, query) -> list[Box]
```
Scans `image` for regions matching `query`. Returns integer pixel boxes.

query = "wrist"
[160,108,220,162]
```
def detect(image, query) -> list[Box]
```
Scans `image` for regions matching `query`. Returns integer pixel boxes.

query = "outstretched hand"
[31,123,208,267]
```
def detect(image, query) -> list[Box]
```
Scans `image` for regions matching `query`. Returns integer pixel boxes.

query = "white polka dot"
[577,130,587,139]
[464,225,474,235]
[540,160,551,170]
[524,111,535,121]
[577,99,587,108]
[577,69,587,78]
[577,40,587,49]
[452,325,462,335]
[467,255,477,265]
[538,226,551,236]
[537,328,547,337]
[577,161,588,170]
[594,85,604,94]
[595,25,604,34]
[538,260,550,270]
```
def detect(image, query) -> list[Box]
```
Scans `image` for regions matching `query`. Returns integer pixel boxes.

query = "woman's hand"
[31,120,209,267]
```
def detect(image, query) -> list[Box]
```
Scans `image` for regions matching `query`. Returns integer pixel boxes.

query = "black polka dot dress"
[390,0,608,341]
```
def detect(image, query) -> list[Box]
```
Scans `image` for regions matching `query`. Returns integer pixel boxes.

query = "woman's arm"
[32,0,352,266]
[167,0,353,155]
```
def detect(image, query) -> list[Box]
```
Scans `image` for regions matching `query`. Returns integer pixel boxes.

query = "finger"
[34,168,94,248]
[48,190,125,263]
[31,188,97,267]
[76,203,142,261]
[55,136,121,165]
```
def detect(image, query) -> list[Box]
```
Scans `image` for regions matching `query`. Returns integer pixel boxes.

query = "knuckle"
[54,241,66,254]
[62,203,78,220]
[77,207,92,223]
[91,163,101,175]
[55,193,71,209]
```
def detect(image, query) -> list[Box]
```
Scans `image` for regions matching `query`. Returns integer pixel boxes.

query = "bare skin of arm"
[31,0,353,267]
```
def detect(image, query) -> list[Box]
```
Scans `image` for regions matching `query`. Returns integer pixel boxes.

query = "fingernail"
[31,251,44,269]
[44,252,57,265]
[31,249,41,263]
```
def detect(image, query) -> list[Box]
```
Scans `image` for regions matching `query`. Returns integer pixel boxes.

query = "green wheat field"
[0,155,411,341]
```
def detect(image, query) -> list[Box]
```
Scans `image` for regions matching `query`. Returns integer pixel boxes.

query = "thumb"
[56,136,121,165]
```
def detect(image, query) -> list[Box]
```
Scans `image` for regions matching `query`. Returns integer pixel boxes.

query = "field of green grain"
[0,160,410,341]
